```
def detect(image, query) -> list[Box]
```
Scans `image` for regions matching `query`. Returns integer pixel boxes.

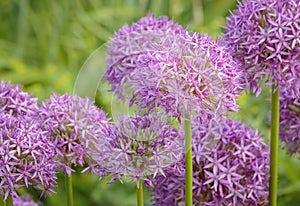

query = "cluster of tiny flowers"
[105,15,242,118]
[150,116,270,205]
[13,195,41,206]
[0,82,57,199]
[279,92,300,155]
[223,0,300,97]
[89,115,184,186]
[129,32,241,117]
[0,81,38,116]
[105,15,186,99]
[38,93,111,175]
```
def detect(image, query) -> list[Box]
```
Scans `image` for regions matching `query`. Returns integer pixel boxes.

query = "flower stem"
[184,113,193,206]
[0,195,13,206]
[6,195,13,206]
[269,85,280,206]
[65,173,74,206]
[0,195,4,206]
[137,180,144,206]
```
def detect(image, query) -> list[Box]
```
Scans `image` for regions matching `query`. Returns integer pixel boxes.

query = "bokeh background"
[1,0,300,205]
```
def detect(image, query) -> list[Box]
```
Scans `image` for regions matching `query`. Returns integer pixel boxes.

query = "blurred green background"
[1,0,300,205]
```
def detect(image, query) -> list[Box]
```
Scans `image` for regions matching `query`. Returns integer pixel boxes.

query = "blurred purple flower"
[13,195,41,206]
[38,93,111,175]
[90,115,184,187]
[105,15,241,119]
[279,92,300,155]
[223,0,300,97]
[150,116,270,205]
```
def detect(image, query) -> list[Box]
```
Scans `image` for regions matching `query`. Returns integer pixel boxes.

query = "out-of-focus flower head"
[105,15,242,119]
[223,0,300,97]
[38,93,111,175]
[150,116,270,205]
[279,92,300,155]
[13,195,41,206]
[89,115,184,187]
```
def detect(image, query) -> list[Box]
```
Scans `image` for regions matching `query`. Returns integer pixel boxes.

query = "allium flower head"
[0,111,57,200]
[0,81,38,116]
[105,15,241,118]
[105,14,186,98]
[151,117,270,205]
[90,115,184,186]
[223,0,300,97]
[38,93,111,175]
[279,93,300,155]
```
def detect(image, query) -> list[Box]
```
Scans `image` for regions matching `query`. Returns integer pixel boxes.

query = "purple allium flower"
[0,111,57,200]
[38,93,111,175]
[105,14,186,98]
[223,0,300,97]
[279,92,300,155]
[89,115,184,186]
[0,81,38,116]
[13,195,41,206]
[150,117,270,205]
[105,15,241,118]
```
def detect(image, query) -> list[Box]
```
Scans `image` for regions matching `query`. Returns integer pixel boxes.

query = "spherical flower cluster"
[150,116,270,205]
[0,111,57,200]
[38,93,111,175]
[105,15,186,99]
[0,81,38,116]
[0,82,57,199]
[129,32,241,117]
[89,115,184,186]
[223,0,300,97]
[105,15,242,118]
[279,93,300,155]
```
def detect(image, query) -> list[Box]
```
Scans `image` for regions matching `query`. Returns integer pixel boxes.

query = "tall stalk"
[65,173,74,206]
[269,85,280,206]
[0,195,4,206]
[184,113,193,206]
[0,195,13,206]
[137,180,144,206]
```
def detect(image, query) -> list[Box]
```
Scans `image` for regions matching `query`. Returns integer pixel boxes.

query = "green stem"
[0,195,13,206]
[6,195,13,206]
[269,85,280,206]
[184,113,193,206]
[0,195,4,206]
[137,180,144,206]
[65,173,74,206]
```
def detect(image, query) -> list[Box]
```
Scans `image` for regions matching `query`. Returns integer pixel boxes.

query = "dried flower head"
[223,0,300,97]
[90,115,184,186]
[0,111,57,200]
[38,93,111,175]
[279,92,300,155]
[105,15,241,118]
[150,117,270,205]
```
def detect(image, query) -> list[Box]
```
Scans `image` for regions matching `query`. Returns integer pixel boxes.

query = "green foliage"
[1,0,299,205]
